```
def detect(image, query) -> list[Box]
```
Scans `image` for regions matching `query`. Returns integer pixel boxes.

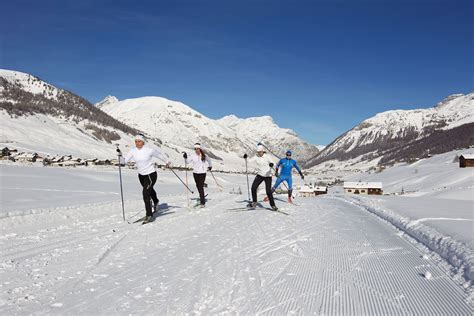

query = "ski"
[190,194,208,201]
[227,206,255,211]
[258,206,289,215]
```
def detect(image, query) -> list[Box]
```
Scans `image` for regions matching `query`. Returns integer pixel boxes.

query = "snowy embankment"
[342,149,474,284]
[343,196,473,283]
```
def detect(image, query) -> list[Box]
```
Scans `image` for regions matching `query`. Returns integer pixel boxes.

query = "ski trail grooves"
[1,194,472,314]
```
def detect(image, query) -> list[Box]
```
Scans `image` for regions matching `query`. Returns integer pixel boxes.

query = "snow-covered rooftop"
[460,154,474,160]
[343,182,382,189]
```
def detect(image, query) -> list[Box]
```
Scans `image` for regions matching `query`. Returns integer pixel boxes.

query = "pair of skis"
[228,202,289,215]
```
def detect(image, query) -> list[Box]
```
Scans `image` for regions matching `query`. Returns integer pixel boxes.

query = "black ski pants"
[251,175,275,207]
[138,171,158,216]
[193,173,207,205]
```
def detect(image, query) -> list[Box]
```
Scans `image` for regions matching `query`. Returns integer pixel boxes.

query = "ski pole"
[243,154,250,201]
[168,165,194,194]
[115,144,126,221]
[209,169,223,191]
[183,154,190,204]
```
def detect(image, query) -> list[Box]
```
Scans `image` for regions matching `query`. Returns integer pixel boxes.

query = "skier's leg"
[264,177,276,207]
[273,177,284,191]
[139,174,153,217]
[251,175,264,203]
[201,173,207,204]
[287,177,293,197]
[149,172,158,205]
[193,173,206,205]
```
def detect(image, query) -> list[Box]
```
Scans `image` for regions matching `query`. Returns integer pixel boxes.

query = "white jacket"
[121,146,169,175]
[251,153,275,177]
[186,153,212,174]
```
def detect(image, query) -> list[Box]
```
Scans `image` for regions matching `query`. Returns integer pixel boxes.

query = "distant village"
[3,147,473,198]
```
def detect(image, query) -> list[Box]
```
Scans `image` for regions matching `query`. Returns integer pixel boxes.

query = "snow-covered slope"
[0,70,139,159]
[99,96,319,168]
[217,114,320,162]
[0,69,60,100]
[307,93,474,171]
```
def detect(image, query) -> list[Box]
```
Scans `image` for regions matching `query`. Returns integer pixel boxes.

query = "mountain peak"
[435,93,465,108]
[96,95,119,108]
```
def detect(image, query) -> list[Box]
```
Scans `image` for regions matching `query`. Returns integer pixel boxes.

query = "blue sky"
[1,0,472,145]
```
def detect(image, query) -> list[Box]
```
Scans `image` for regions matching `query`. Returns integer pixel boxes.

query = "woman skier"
[117,134,171,223]
[248,144,278,211]
[183,143,212,207]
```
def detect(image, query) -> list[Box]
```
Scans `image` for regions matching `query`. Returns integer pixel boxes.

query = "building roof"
[460,154,474,160]
[343,182,382,189]
[299,185,327,193]
[314,186,327,192]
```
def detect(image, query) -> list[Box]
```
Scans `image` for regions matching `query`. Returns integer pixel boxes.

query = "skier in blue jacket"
[271,150,304,203]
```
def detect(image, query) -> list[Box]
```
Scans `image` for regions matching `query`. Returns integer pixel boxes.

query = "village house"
[297,185,328,197]
[343,182,383,195]
[1,147,19,160]
[15,152,39,163]
[459,154,474,168]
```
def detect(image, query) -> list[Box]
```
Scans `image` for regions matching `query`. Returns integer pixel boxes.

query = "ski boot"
[247,202,257,209]
[142,215,152,224]
[271,205,279,211]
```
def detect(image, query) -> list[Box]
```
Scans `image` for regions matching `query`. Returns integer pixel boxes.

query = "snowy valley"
[1,68,473,314]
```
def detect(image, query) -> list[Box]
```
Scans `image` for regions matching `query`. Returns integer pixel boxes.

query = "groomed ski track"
[1,192,472,315]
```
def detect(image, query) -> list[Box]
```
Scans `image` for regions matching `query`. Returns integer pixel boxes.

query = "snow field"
[1,181,472,314]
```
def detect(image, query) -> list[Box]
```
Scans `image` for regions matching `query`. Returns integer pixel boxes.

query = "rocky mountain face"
[306,93,474,170]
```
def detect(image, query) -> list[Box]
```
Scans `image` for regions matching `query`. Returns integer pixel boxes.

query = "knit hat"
[257,144,264,152]
[194,143,201,149]
[134,134,145,142]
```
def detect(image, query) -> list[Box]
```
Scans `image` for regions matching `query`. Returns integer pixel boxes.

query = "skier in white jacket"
[183,143,212,207]
[249,144,278,210]
[118,134,171,223]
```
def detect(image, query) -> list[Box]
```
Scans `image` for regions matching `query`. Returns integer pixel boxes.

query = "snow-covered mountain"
[99,96,320,169]
[217,115,320,162]
[306,93,474,171]
[0,69,139,158]
[95,95,119,109]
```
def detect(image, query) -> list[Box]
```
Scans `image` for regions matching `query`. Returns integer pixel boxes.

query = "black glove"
[243,153,248,159]
[116,148,121,153]
[183,152,187,159]
[208,166,212,171]
[300,173,304,180]
[269,163,274,168]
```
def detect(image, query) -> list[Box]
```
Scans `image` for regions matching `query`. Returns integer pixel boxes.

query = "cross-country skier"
[117,134,171,223]
[272,150,304,203]
[183,143,212,207]
[248,144,278,211]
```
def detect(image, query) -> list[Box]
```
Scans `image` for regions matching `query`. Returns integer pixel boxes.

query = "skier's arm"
[120,150,133,165]
[207,156,212,171]
[152,148,170,165]
[275,158,283,175]
[293,160,304,179]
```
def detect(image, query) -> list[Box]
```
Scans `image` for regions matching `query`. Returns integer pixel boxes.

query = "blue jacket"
[276,158,301,177]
